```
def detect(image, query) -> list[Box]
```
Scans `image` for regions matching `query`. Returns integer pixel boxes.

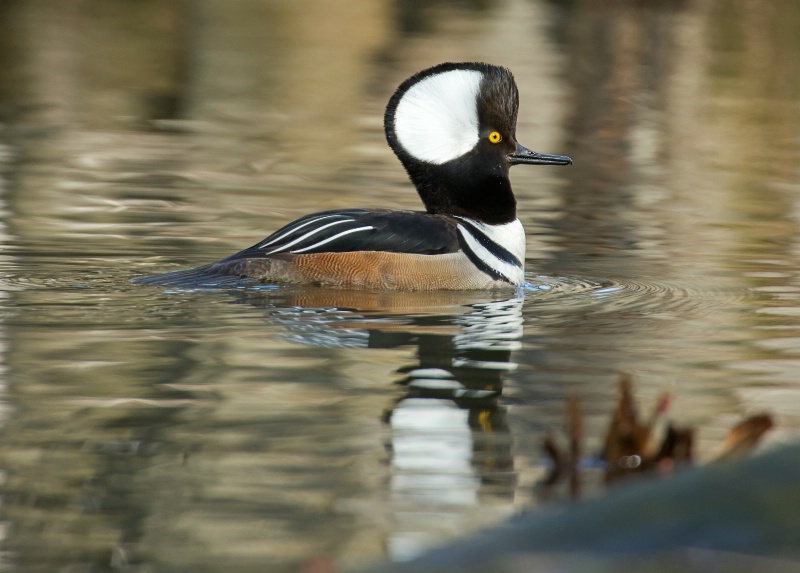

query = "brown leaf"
[716,413,774,461]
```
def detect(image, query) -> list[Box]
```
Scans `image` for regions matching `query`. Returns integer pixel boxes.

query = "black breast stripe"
[457,232,508,282]
[455,219,522,267]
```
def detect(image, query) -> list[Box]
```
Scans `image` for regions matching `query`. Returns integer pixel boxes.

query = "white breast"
[455,217,526,286]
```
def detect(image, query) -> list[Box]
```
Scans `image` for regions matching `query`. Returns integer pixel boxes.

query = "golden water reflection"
[0,0,800,571]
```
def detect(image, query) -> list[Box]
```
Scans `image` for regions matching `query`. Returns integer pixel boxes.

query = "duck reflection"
[233,288,523,559]
[383,298,521,559]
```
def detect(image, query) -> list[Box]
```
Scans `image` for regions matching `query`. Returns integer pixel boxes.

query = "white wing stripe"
[260,215,347,248]
[264,219,351,254]
[291,226,374,253]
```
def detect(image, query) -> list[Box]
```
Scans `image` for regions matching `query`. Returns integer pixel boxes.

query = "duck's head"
[384,62,571,225]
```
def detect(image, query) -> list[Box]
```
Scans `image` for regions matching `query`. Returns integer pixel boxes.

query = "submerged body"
[134,63,571,290]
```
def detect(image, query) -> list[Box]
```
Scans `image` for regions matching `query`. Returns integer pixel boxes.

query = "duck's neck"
[407,161,517,225]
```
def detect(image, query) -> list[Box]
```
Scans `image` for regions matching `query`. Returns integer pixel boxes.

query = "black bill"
[508,142,572,166]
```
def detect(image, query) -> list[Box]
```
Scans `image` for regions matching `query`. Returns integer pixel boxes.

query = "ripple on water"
[523,273,609,298]
[5,258,750,327]
[524,272,751,316]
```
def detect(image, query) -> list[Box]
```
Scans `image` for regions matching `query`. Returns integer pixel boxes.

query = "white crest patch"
[393,69,482,165]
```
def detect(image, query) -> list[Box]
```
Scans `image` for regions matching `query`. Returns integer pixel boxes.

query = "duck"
[134,62,572,290]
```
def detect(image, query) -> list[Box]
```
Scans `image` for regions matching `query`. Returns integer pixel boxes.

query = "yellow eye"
[488,131,502,144]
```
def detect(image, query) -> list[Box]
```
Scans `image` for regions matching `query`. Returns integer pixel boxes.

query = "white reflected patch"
[393,69,482,165]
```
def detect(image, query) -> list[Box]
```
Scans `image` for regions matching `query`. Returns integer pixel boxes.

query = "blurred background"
[0,0,799,571]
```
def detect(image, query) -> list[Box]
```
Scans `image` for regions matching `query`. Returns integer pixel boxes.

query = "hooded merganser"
[134,62,572,290]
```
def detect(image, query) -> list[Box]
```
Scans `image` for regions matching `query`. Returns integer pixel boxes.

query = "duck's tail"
[131,264,252,288]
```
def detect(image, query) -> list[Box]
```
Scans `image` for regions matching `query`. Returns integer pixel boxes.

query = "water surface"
[1,1,800,571]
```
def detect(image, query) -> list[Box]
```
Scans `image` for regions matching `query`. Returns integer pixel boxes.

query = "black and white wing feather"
[133,209,459,286]
[226,209,457,260]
